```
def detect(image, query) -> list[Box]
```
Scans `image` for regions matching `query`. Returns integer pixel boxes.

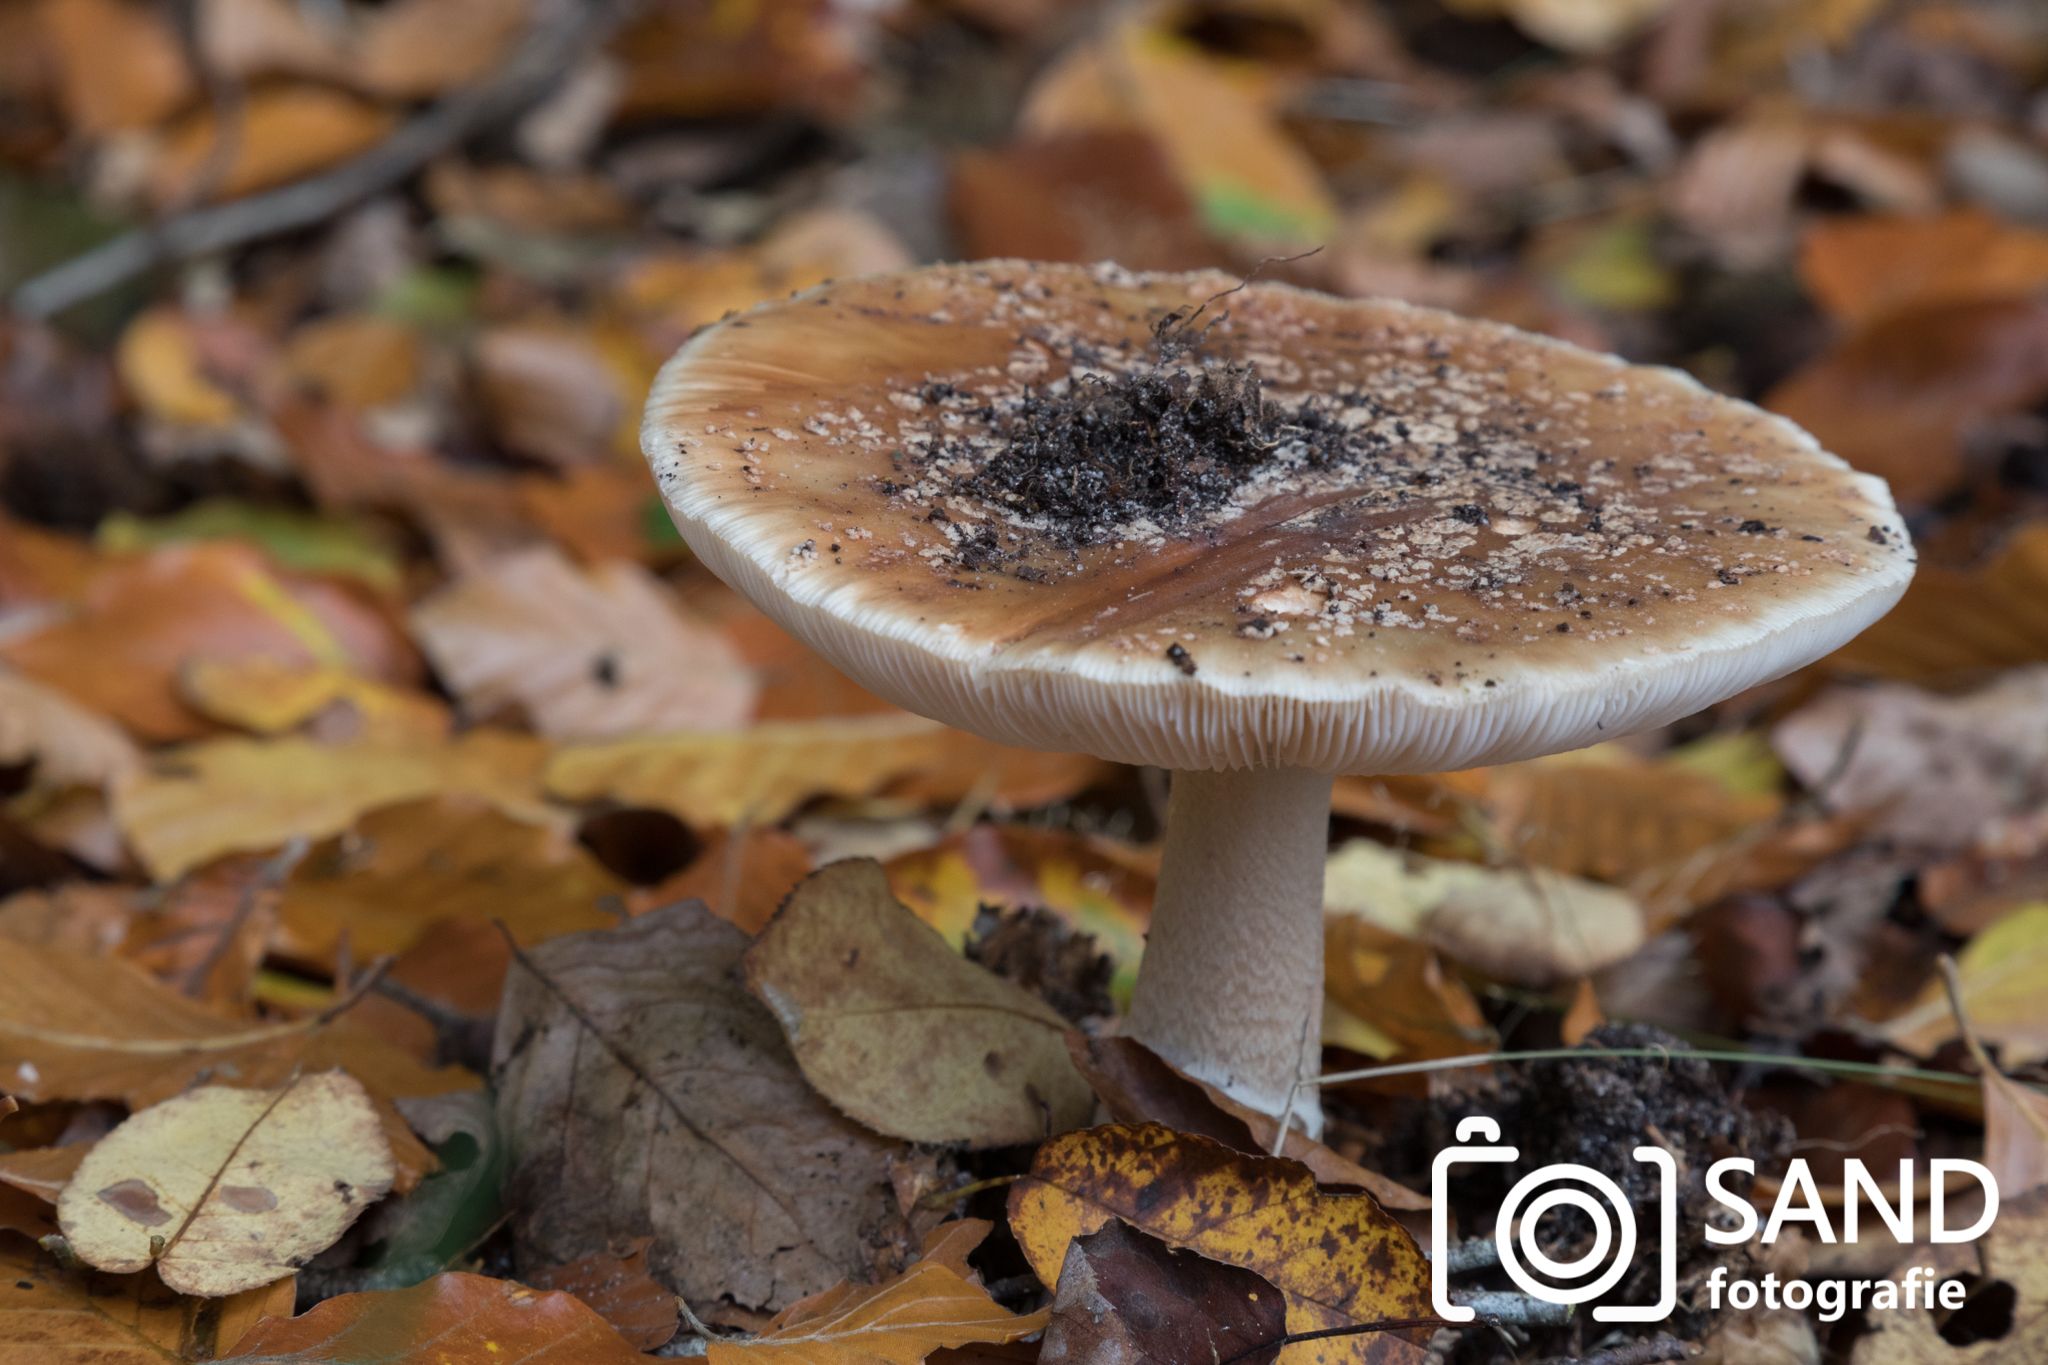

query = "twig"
[1940,954,2048,1152]
[12,0,636,319]
[1455,1291,1573,1326]
[1305,1046,2037,1096]
[181,836,308,998]
[915,1173,1021,1211]
[1218,1315,1457,1365]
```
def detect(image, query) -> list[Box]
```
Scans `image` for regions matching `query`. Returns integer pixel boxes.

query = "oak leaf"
[57,1071,394,1296]
[1008,1124,1431,1364]
[745,859,1094,1148]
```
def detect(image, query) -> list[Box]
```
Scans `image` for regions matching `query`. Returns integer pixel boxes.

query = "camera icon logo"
[1431,1117,1678,1324]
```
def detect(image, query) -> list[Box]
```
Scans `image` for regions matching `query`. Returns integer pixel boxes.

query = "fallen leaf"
[410,545,756,740]
[472,322,651,467]
[354,0,529,98]
[113,728,548,881]
[1067,1035,1428,1210]
[526,1238,679,1352]
[147,86,398,207]
[1008,1124,1431,1364]
[1850,1186,2048,1364]
[547,714,1101,827]
[1,1238,294,1360]
[0,669,139,791]
[39,0,192,134]
[1801,209,2048,326]
[181,656,451,744]
[2,542,418,743]
[1831,525,2048,682]
[884,824,1152,996]
[1883,905,2048,1065]
[1322,915,1494,1064]
[491,898,913,1312]
[58,1071,393,1296]
[708,1258,1047,1364]
[280,313,425,410]
[1766,296,2048,507]
[279,797,623,963]
[518,465,681,568]
[115,308,241,427]
[1324,840,1648,986]
[1984,1064,2048,1199]
[0,937,472,1112]
[1019,22,1334,246]
[218,1272,647,1362]
[949,132,1221,272]
[1774,671,2048,852]
[1040,1219,1286,1365]
[346,1089,506,1292]
[635,827,814,935]
[744,859,1094,1148]
[0,1142,90,1203]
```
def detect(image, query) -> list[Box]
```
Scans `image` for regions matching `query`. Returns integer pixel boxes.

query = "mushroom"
[641,261,1914,1133]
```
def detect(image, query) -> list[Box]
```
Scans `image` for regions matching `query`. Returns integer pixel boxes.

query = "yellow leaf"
[117,309,239,427]
[181,657,451,744]
[546,714,1098,826]
[1,1239,293,1361]
[709,1259,1048,1363]
[57,1072,394,1297]
[280,797,623,963]
[1323,915,1494,1063]
[1008,1124,1431,1364]
[148,86,397,207]
[1884,905,2048,1065]
[1020,24,1334,245]
[113,729,549,881]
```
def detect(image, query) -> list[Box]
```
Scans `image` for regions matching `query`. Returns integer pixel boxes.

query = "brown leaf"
[1801,209,2048,326]
[950,132,1221,271]
[490,898,913,1312]
[744,860,1094,1148]
[1831,524,2048,683]
[2,542,419,743]
[1008,1124,1431,1364]
[39,0,192,134]
[279,797,623,964]
[1849,1186,2048,1364]
[2,1238,294,1360]
[219,1272,647,1362]
[280,314,426,410]
[524,1238,679,1352]
[1067,1035,1428,1210]
[1040,1220,1286,1365]
[57,1071,394,1296]
[708,1258,1047,1364]
[634,827,814,935]
[471,323,650,468]
[1766,296,2048,507]
[354,0,529,98]
[1323,914,1494,1064]
[0,669,139,792]
[147,87,397,208]
[410,545,756,741]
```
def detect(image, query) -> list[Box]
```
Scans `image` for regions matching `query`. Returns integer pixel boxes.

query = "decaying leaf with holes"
[1008,1124,1432,1364]
[57,1071,394,1296]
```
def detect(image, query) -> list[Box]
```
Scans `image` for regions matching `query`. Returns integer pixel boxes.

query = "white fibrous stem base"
[1124,766,1334,1138]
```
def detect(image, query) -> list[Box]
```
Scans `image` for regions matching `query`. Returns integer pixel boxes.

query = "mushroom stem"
[1126,766,1333,1137]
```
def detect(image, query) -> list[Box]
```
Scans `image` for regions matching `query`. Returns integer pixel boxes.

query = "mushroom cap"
[643,261,1914,773]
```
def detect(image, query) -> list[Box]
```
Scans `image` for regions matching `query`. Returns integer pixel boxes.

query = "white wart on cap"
[644,262,1914,775]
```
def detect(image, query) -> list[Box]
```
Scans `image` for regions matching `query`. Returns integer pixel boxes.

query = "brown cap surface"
[643,261,1913,772]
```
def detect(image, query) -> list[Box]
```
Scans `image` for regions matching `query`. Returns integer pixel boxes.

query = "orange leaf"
[148,86,397,207]
[39,0,192,134]
[1800,208,2048,326]
[709,1259,1048,1364]
[219,1273,646,1362]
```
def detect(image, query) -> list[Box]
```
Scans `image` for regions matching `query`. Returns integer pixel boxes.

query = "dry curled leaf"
[218,1272,648,1362]
[1008,1124,1431,1364]
[410,545,756,741]
[58,1071,394,1296]
[744,859,1094,1148]
[491,898,912,1313]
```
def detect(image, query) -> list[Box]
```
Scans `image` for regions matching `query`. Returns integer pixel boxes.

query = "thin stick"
[11,0,634,319]
[1306,1046,2038,1095]
[1940,954,2048,1153]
